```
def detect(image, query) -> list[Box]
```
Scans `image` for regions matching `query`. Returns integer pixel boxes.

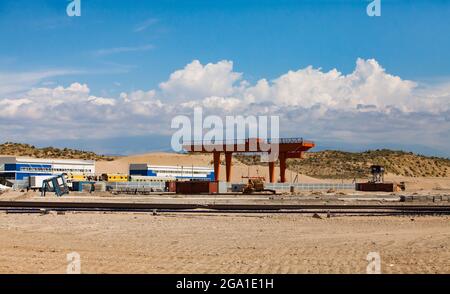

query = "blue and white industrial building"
[129,164,214,181]
[0,156,95,182]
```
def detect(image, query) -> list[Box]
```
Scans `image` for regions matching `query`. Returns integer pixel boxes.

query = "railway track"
[0,201,450,215]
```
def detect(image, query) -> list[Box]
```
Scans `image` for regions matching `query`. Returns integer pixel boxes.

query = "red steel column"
[225,152,233,183]
[213,152,221,182]
[280,152,287,183]
[269,161,275,183]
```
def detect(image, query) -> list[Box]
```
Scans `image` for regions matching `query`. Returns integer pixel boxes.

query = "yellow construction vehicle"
[243,177,276,194]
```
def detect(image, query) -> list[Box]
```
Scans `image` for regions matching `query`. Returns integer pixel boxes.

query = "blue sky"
[0,0,449,156]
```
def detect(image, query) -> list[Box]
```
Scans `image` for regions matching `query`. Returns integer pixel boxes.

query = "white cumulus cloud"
[159,60,242,101]
[0,58,449,154]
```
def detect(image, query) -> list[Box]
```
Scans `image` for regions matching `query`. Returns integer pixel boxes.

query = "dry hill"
[2,142,450,179]
[0,142,114,161]
[236,149,450,179]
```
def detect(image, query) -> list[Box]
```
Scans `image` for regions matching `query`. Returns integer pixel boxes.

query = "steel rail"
[0,201,450,215]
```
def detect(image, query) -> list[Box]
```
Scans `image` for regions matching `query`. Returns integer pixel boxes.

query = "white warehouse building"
[0,156,95,182]
[129,164,214,181]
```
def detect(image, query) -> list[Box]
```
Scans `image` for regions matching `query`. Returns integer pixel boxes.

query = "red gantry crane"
[183,138,315,183]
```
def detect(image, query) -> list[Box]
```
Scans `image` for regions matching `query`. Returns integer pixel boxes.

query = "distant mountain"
[0,142,115,161]
[236,149,450,179]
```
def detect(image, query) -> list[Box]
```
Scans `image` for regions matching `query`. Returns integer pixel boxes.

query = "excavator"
[242,177,276,194]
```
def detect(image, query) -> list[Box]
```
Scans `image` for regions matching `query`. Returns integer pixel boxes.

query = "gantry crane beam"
[183,138,315,183]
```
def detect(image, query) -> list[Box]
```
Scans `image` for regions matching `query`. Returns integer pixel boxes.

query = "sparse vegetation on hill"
[235,149,450,179]
[2,143,449,178]
[0,142,115,161]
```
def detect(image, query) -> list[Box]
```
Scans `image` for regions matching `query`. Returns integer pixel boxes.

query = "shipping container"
[29,175,54,189]
[175,181,218,194]
[101,174,129,182]
[165,181,177,192]
[356,182,398,192]
[72,181,95,192]
[66,173,87,182]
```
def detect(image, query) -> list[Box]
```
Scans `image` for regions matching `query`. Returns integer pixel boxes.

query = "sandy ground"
[384,174,450,192]
[0,212,449,274]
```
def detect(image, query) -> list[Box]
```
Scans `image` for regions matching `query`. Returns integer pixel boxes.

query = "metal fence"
[265,182,356,192]
[108,181,355,193]
[8,180,355,193]
[107,182,166,194]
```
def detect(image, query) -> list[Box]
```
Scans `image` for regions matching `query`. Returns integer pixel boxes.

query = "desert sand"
[0,212,448,274]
